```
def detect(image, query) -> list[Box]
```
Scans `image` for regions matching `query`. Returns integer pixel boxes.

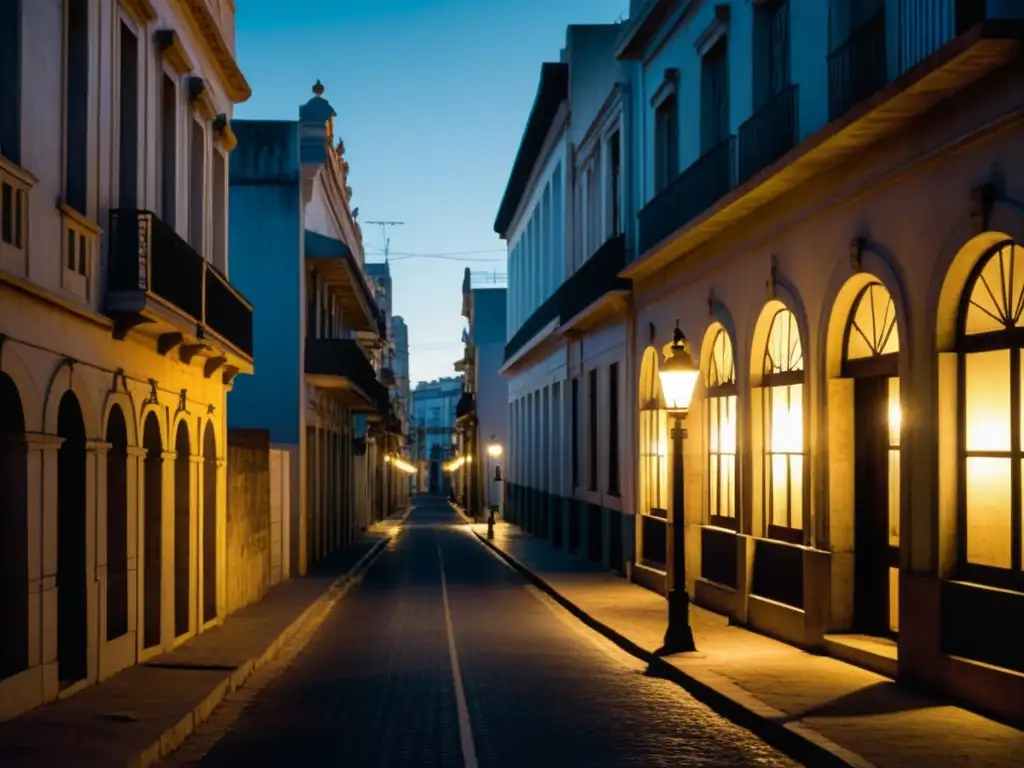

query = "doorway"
[143,414,162,649]
[853,377,898,635]
[57,392,88,687]
[174,424,191,637]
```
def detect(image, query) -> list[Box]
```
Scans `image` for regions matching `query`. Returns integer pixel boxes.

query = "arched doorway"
[142,413,162,649]
[202,423,217,624]
[174,423,191,637]
[57,391,88,687]
[0,373,29,682]
[704,326,738,529]
[106,406,129,640]
[842,282,900,636]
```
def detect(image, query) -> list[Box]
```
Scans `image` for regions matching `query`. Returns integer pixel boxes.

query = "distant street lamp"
[658,321,700,654]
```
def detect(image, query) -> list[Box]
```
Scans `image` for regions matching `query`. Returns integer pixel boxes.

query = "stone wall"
[225,429,272,615]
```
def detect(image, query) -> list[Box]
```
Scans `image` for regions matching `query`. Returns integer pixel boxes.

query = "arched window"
[958,240,1024,587]
[762,307,804,543]
[638,348,669,569]
[706,327,737,528]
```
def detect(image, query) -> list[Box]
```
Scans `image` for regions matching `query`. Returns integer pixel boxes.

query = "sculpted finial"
[312,79,325,97]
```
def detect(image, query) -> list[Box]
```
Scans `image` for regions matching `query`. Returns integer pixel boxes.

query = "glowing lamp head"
[487,443,503,458]
[658,321,699,413]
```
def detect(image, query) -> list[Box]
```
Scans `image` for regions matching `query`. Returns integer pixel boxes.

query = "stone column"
[160,450,177,651]
[26,432,63,703]
[124,446,145,666]
[189,454,202,637]
[215,457,227,624]
[85,439,111,684]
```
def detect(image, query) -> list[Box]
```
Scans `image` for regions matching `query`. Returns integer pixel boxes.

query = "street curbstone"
[469,527,873,768]
[133,527,398,768]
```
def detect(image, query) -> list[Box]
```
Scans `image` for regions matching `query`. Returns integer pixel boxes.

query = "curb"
[133,527,398,768]
[467,524,873,768]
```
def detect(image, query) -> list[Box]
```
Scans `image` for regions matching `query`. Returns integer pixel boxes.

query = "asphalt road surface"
[165,499,798,768]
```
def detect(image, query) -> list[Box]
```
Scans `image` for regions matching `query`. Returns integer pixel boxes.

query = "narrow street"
[167,498,796,767]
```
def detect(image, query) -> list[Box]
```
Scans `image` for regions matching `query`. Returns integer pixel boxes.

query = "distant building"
[411,378,462,493]
[454,269,508,516]
[229,81,399,578]
[392,316,412,426]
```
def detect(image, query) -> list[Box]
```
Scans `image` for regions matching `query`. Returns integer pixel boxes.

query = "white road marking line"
[436,536,479,768]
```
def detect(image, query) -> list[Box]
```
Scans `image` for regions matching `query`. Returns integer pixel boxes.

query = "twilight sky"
[234,0,629,385]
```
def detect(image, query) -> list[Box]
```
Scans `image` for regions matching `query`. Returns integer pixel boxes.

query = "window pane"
[709,454,719,518]
[888,567,899,633]
[888,448,900,545]
[724,455,735,518]
[888,377,900,447]
[723,395,737,452]
[790,455,803,530]
[965,457,1011,568]
[965,350,1011,451]
[770,384,803,452]
[709,397,720,452]
[771,454,788,526]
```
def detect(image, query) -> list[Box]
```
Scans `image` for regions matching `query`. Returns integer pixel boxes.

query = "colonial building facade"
[0,0,252,719]
[500,0,1024,727]
[229,83,398,576]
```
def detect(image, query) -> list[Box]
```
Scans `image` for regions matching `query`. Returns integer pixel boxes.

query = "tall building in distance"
[411,377,462,493]
[393,316,411,427]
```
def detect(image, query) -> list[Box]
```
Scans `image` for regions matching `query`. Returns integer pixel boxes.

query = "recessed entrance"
[174,423,191,638]
[142,414,162,649]
[0,373,29,681]
[106,406,129,641]
[844,282,900,637]
[57,391,88,687]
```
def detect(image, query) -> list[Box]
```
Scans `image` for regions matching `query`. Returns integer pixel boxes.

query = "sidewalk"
[0,510,409,768]
[465,517,1024,768]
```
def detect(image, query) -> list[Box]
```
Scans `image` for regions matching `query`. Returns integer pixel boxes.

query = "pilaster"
[160,450,177,650]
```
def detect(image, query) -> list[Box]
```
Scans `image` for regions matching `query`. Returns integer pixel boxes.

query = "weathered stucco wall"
[225,429,272,614]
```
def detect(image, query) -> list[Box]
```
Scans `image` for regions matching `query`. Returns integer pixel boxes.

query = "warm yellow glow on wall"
[444,456,466,473]
[965,350,1011,451]
[487,444,503,458]
[769,384,803,453]
[391,458,417,474]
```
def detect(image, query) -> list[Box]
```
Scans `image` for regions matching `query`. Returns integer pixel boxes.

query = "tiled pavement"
[0,512,406,768]
[466,519,1024,768]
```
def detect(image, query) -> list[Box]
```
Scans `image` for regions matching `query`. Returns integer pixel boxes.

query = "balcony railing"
[305,337,388,414]
[559,234,630,324]
[738,85,799,185]
[828,8,888,122]
[108,209,253,358]
[504,286,562,363]
[638,136,736,257]
[897,0,988,72]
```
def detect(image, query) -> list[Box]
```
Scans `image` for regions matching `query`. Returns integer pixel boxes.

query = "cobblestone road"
[165,501,798,767]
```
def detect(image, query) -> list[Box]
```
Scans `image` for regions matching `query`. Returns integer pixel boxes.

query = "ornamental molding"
[171,0,252,103]
[119,0,157,26]
[155,29,194,75]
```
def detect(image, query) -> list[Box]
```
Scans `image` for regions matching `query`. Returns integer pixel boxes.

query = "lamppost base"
[660,588,697,655]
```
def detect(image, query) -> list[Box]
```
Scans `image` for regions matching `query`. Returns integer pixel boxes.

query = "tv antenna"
[367,220,405,262]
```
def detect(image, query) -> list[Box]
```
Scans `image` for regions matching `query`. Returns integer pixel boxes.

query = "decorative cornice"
[172,0,252,103]
[187,77,217,121]
[119,0,157,26]
[213,114,237,152]
[695,5,730,58]
[155,29,194,75]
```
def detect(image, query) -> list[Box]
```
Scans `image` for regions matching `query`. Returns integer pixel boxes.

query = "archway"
[142,413,162,649]
[174,423,191,637]
[57,391,88,687]
[637,346,668,571]
[202,423,217,624]
[842,281,900,636]
[0,372,29,681]
[106,406,129,641]
[703,325,738,529]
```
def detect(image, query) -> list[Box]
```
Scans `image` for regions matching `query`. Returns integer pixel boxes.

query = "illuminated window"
[706,327,737,528]
[762,308,804,543]
[958,240,1024,588]
[638,349,668,516]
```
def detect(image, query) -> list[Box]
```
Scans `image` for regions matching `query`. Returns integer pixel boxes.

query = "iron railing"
[738,84,799,185]
[108,209,253,357]
[504,286,562,363]
[828,8,888,122]
[638,136,736,257]
[559,234,630,324]
[305,337,389,415]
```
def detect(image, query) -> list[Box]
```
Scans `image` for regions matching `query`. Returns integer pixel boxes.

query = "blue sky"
[234,0,629,385]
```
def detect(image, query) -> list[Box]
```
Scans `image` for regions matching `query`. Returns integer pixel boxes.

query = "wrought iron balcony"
[828,8,888,122]
[106,209,253,376]
[380,366,396,388]
[504,287,562,363]
[739,85,799,185]
[305,337,388,415]
[637,136,736,257]
[455,391,475,421]
[559,234,631,330]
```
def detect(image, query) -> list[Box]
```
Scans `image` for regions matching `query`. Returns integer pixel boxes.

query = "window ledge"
[0,155,37,187]
[58,202,103,235]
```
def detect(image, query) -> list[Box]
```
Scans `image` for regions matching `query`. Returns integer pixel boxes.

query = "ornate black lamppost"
[657,321,701,654]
